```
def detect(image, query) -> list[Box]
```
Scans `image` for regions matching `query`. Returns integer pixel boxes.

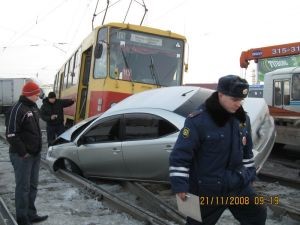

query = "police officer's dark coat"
[169,92,256,197]
[40,98,74,126]
[5,95,42,157]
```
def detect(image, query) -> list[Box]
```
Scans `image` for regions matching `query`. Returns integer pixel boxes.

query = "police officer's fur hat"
[217,75,249,98]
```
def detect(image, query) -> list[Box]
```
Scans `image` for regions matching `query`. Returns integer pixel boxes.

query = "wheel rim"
[64,159,72,172]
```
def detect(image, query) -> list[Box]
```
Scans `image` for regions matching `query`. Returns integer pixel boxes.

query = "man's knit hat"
[48,91,56,98]
[217,75,249,98]
[22,81,40,97]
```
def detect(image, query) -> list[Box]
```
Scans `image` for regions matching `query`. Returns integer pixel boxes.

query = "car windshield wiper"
[149,56,160,87]
[181,90,194,96]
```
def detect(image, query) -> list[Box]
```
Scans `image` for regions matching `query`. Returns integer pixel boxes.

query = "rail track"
[0,197,17,225]
[48,160,300,225]
[258,147,300,189]
[52,168,185,225]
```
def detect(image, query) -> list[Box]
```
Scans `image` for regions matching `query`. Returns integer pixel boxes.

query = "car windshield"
[70,119,96,141]
[174,88,212,117]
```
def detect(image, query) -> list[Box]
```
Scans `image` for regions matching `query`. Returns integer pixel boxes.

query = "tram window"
[69,56,75,85]
[94,28,108,79]
[107,28,183,86]
[53,74,58,92]
[283,80,290,105]
[274,81,282,106]
[73,49,81,85]
[64,62,69,89]
[109,45,127,80]
[53,75,57,92]
[60,72,65,91]
[292,74,300,100]
[82,48,92,86]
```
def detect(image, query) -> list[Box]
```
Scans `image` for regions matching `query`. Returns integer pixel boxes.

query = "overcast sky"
[1,0,300,85]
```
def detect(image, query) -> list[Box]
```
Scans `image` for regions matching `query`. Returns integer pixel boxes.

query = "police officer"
[169,75,266,225]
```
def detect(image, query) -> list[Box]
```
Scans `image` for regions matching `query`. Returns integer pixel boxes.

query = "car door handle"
[164,144,173,152]
[112,148,121,154]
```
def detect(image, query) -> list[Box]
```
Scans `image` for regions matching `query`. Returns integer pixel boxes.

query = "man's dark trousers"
[10,153,41,224]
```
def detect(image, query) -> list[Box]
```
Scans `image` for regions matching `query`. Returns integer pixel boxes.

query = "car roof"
[103,86,210,116]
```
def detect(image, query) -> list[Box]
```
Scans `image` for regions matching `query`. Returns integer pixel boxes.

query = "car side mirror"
[77,137,84,147]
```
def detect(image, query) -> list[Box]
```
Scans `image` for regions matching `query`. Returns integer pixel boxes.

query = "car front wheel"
[63,159,82,176]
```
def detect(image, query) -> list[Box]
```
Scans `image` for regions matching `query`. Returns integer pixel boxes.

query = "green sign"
[257,54,300,81]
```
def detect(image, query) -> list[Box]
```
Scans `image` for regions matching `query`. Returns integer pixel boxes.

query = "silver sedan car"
[46,86,275,182]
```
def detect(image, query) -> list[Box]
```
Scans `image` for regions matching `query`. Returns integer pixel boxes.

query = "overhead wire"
[147,0,186,24]
[66,0,94,53]
[123,0,133,23]
[92,0,100,29]
[94,0,122,16]
[138,0,147,25]
[3,0,69,53]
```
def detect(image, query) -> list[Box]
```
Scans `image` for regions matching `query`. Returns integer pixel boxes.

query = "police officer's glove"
[237,166,256,186]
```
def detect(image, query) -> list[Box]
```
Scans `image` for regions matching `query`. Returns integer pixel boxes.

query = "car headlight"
[47,146,57,158]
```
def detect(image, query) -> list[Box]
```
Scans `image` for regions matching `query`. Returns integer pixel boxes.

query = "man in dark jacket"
[5,81,48,225]
[40,92,74,146]
[169,75,266,225]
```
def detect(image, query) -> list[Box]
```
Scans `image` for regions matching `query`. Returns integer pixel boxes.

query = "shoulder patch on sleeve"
[182,127,190,138]
[188,110,202,118]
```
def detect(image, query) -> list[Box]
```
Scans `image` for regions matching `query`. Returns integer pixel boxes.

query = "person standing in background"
[40,91,74,146]
[5,81,48,225]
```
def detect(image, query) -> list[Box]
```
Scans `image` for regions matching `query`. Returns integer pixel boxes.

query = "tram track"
[45,160,300,225]
[40,156,186,224]
[50,167,184,225]
[0,197,17,225]
[120,181,185,224]
[258,153,300,189]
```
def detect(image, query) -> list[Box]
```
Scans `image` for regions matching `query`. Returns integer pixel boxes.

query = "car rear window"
[174,88,212,117]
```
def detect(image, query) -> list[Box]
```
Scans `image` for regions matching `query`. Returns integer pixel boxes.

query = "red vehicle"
[240,42,300,148]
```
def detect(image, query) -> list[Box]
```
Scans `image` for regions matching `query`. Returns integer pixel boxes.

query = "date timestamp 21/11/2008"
[199,196,279,206]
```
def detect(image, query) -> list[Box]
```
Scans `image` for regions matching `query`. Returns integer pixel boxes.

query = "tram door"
[76,47,92,123]
[273,79,290,109]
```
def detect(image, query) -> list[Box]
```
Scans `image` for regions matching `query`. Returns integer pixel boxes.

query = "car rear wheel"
[63,159,82,176]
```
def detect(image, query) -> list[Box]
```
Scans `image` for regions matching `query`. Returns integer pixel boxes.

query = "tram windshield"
[97,27,184,86]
